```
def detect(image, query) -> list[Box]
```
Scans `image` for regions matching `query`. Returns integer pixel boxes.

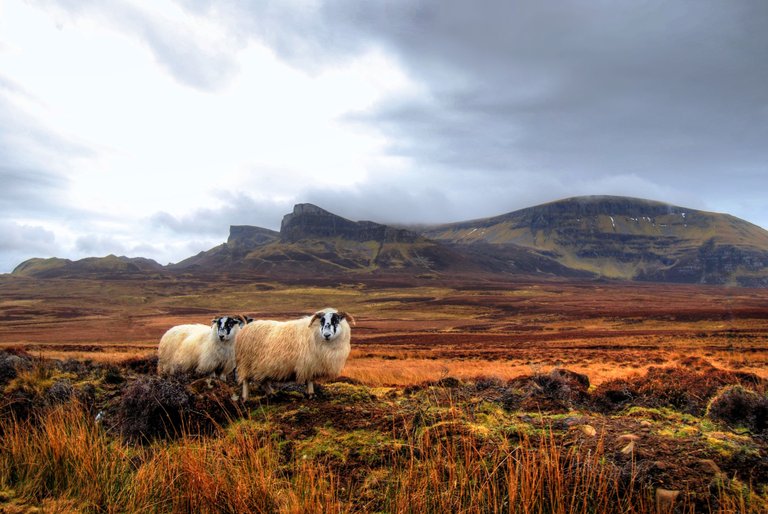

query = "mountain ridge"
[422,196,768,286]
[10,196,768,286]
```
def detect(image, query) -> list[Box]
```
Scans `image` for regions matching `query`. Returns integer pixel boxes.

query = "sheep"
[235,308,355,400]
[157,315,252,381]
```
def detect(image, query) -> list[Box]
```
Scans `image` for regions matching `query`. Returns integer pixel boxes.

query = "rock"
[580,425,597,437]
[620,441,635,455]
[655,488,680,511]
[697,459,722,475]
[555,416,588,430]
[281,203,420,243]
[618,433,641,443]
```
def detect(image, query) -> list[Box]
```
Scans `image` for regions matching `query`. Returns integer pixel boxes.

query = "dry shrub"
[117,375,192,442]
[116,375,239,443]
[0,349,32,387]
[120,354,158,375]
[505,368,590,412]
[1,361,77,422]
[593,364,764,415]
[707,385,768,434]
[102,364,125,384]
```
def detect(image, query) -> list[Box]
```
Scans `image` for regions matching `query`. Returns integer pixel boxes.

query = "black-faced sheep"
[235,308,354,399]
[157,315,252,381]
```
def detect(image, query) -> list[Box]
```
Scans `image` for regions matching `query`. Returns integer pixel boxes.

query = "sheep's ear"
[211,318,218,325]
[338,311,356,326]
[246,317,254,324]
[308,312,323,327]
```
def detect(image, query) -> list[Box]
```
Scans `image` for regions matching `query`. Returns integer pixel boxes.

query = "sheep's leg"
[264,381,275,396]
[306,380,315,398]
[241,380,250,401]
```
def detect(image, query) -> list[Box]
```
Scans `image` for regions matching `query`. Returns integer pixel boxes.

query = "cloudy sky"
[1,0,767,272]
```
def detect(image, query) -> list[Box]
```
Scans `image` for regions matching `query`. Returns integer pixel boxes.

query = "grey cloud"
[0,93,81,217]
[149,194,291,236]
[33,0,239,90]
[75,234,127,255]
[182,0,768,227]
[0,222,59,273]
[0,166,67,214]
[0,123,103,233]
[0,222,57,254]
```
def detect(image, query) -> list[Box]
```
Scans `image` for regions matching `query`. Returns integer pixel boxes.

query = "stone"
[697,459,722,474]
[655,488,680,511]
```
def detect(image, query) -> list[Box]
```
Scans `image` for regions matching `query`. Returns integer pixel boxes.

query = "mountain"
[422,196,768,286]
[11,255,164,279]
[10,197,768,286]
[171,203,582,277]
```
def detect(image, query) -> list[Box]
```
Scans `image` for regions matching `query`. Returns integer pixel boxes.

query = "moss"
[369,387,398,399]
[224,419,279,441]
[295,427,398,466]
[4,369,77,398]
[625,406,698,424]
[325,383,376,404]
[703,431,760,459]
[658,425,700,439]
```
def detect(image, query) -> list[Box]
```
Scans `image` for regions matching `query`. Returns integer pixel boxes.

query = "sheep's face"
[317,312,343,342]
[212,316,245,343]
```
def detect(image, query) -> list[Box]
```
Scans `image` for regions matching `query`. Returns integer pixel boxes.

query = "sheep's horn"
[308,312,324,327]
[338,311,356,326]
[236,314,248,326]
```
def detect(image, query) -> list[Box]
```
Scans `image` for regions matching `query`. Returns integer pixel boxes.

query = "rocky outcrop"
[280,204,420,243]
[227,225,280,248]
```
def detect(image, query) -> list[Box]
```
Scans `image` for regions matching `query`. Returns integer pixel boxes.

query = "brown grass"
[3,397,765,513]
[2,275,768,511]
[3,276,767,390]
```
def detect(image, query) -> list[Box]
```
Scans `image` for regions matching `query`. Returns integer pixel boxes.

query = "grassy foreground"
[1,352,767,513]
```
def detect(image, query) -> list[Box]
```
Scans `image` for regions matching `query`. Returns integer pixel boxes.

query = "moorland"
[1,272,767,512]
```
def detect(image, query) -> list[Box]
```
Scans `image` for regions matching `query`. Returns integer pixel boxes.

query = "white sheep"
[235,308,355,400]
[157,315,252,381]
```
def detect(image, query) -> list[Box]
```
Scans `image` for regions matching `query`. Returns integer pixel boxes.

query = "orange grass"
[2,401,764,513]
[343,357,664,387]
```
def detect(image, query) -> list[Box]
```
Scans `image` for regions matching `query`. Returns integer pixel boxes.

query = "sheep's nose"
[219,335,225,341]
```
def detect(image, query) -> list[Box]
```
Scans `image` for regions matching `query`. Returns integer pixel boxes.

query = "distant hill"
[11,255,164,279]
[11,196,768,286]
[422,196,768,286]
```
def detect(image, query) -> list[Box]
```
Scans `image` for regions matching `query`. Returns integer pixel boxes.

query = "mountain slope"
[422,196,768,286]
[11,255,164,279]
